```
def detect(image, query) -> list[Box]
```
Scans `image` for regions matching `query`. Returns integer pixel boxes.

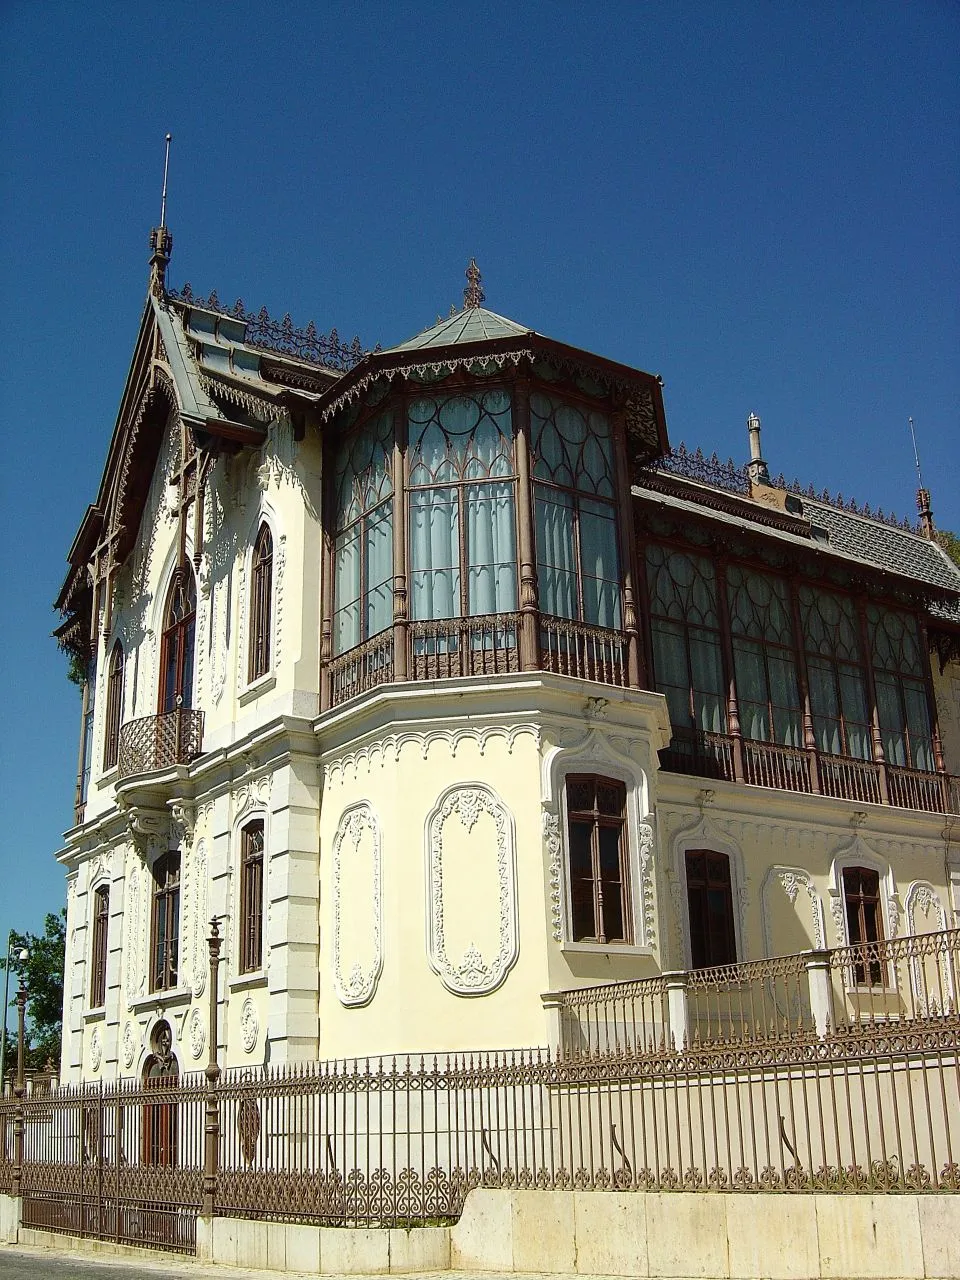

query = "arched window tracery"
[867,605,933,770]
[798,585,871,760]
[726,566,802,747]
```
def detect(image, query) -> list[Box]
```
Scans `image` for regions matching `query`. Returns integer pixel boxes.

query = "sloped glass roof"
[385,306,533,353]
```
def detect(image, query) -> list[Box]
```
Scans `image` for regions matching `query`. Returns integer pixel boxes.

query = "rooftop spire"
[909,416,935,538]
[149,133,174,297]
[745,411,770,486]
[463,258,485,309]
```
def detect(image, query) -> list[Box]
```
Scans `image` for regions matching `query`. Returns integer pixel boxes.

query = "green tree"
[935,528,960,569]
[1,911,66,1072]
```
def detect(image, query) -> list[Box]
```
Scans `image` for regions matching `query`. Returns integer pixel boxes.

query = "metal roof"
[384,306,533,352]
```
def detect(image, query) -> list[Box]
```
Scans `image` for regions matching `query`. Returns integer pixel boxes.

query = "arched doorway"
[141,1021,179,1167]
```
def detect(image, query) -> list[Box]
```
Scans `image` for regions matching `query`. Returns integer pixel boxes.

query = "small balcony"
[326,612,631,708]
[660,728,960,817]
[117,708,205,780]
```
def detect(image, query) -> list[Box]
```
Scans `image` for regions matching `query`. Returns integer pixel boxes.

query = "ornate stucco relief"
[240,997,259,1053]
[187,1007,206,1060]
[274,532,286,671]
[542,809,563,942]
[332,803,383,1007]
[125,861,143,1004]
[89,1027,102,1073]
[637,819,657,950]
[761,865,826,955]
[827,834,900,945]
[426,784,518,996]
[191,838,208,998]
[121,1022,137,1070]
[325,723,540,785]
[904,881,948,935]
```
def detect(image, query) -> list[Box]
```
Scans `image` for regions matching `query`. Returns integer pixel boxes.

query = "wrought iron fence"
[18,1074,204,1253]
[117,709,204,780]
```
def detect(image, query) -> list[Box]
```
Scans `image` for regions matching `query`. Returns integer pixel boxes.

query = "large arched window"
[726,566,801,746]
[867,605,933,770]
[646,546,726,736]
[407,390,516,620]
[248,524,273,682]
[333,411,394,654]
[798,586,871,760]
[159,567,196,712]
[103,641,124,770]
[530,391,620,629]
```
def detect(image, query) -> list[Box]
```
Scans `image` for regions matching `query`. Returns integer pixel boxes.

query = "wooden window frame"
[89,884,110,1007]
[248,524,273,683]
[158,567,196,714]
[150,852,181,992]
[239,820,265,974]
[102,641,124,771]
[565,774,631,945]
[842,865,886,986]
[685,848,737,970]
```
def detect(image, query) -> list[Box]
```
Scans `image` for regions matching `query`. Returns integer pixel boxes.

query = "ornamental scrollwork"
[427,785,518,997]
[637,819,657,950]
[332,803,383,1008]
[240,998,259,1054]
[543,809,563,942]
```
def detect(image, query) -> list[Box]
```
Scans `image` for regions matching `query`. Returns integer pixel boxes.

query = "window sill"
[229,970,267,992]
[97,767,119,790]
[239,673,276,706]
[560,941,652,957]
[128,987,193,1013]
[83,1006,106,1023]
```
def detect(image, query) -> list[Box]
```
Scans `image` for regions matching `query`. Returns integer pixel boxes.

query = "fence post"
[804,949,834,1037]
[540,992,565,1057]
[11,981,26,1199]
[664,971,690,1049]
[202,918,222,1219]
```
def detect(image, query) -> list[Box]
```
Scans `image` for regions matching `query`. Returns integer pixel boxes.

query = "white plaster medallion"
[121,1022,137,1069]
[240,997,259,1053]
[89,1027,102,1072]
[188,1007,206,1060]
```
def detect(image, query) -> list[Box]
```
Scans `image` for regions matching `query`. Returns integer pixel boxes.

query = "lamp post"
[11,965,27,1198]
[0,937,29,1091]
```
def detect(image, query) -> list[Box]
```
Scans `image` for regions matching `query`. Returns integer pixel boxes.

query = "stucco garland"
[426,784,518,996]
[332,803,384,1007]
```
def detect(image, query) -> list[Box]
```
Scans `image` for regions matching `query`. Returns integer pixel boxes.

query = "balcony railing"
[117,708,205,780]
[661,728,959,817]
[327,612,630,709]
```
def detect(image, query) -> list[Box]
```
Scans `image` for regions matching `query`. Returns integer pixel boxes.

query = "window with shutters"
[239,820,265,974]
[685,849,737,969]
[565,775,630,944]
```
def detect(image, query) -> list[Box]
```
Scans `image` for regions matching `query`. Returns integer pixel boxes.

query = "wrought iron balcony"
[117,708,205,780]
[661,728,960,817]
[326,612,630,708]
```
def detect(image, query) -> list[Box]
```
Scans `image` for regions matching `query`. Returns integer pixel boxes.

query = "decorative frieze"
[325,723,539,785]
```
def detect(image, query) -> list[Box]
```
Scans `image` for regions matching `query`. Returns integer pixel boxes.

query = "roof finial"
[745,411,770,486]
[149,133,174,298]
[463,258,485,309]
[909,416,934,538]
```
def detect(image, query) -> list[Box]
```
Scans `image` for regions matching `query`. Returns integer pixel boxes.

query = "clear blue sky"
[1,3,957,974]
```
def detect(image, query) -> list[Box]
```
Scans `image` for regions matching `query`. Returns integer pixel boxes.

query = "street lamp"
[0,936,29,1091]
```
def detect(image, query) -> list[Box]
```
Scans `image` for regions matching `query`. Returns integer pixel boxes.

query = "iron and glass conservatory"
[318,287,669,708]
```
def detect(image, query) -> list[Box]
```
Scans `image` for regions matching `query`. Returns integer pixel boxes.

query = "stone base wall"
[3,1189,959,1277]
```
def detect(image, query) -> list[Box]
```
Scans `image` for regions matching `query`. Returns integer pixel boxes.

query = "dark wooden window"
[159,567,196,713]
[89,885,109,1007]
[102,642,124,770]
[239,821,265,973]
[248,524,273,682]
[150,852,180,992]
[685,849,737,969]
[142,1023,178,1167]
[867,606,934,771]
[566,775,630,943]
[843,866,885,985]
[726,566,802,747]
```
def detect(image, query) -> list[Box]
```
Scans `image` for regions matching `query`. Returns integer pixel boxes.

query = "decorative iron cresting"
[167,285,369,372]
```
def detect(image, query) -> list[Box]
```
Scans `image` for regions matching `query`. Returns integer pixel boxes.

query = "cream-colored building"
[54,234,960,1084]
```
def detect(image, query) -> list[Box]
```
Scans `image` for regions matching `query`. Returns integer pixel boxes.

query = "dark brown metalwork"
[463,259,485,309]
[203,918,222,1219]
[539,616,629,686]
[117,707,204,779]
[167,286,367,372]
[411,615,521,681]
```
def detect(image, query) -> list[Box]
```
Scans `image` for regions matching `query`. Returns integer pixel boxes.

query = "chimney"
[745,412,770,486]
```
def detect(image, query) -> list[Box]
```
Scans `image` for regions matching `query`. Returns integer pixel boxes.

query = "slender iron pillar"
[202,917,222,1218]
[11,981,26,1198]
